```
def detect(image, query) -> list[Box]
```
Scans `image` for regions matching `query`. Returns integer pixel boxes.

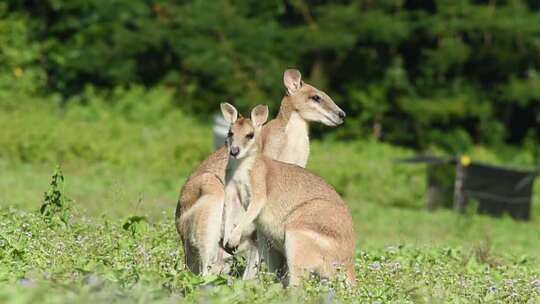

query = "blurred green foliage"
[2,0,540,152]
[0,4,46,95]
[0,91,537,216]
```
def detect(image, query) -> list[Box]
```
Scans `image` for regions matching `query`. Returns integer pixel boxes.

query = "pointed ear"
[220,102,238,124]
[283,69,303,95]
[251,105,269,127]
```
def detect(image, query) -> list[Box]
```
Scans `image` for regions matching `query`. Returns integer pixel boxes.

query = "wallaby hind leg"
[183,241,201,275]
[187,193,225,275]
[284,199,356,286]
[179,208,202,275]
[284,228,327,286]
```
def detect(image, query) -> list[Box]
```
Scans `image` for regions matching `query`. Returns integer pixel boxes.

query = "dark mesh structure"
[400,156,537,220]
[463,164,536,220]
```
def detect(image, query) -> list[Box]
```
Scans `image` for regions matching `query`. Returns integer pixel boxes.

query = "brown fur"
[175,69,346,276]
[223,109,356,286]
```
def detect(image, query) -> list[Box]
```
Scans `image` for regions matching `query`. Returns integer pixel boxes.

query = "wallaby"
[176,69,346,277]
[221,103,356,286]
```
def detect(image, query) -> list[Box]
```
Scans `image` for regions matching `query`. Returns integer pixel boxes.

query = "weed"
[40,165,70,226]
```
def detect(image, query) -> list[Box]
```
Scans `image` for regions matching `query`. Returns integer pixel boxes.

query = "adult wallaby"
[221,104,356,286]
[176,69,346,276]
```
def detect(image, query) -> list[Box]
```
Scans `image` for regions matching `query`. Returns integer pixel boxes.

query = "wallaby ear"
[220,102,238,124]
[251,105,269,127]
[283,69,303,95]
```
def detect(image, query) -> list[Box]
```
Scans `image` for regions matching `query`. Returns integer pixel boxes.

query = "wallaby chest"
[225,156,256,209]
[281,112,309,167]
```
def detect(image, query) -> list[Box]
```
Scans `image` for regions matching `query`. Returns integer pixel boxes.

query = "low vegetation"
[1,92,540,302]
[2,206,540,303]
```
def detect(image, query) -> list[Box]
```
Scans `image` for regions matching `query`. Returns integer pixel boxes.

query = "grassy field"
[1,92,540,303]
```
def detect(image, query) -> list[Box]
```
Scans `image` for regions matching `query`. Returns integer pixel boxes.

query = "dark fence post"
[426,182,437,211]
[426,170,442,211]
[453,156,468,212]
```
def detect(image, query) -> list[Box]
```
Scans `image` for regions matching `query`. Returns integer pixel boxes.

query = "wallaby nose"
[230,146,240,157]
[338,110,346,119]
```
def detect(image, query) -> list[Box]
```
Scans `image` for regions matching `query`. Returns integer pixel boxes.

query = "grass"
[1,90,540,302]
[1,207,539,303]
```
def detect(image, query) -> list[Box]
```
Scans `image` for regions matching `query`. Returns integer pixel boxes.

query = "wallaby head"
[283,69,346,126]
[220,103,269,160]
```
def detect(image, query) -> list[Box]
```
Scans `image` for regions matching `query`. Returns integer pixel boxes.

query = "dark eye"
[246,132,254,139]
[227,130,233,138]
[311,95,322,102]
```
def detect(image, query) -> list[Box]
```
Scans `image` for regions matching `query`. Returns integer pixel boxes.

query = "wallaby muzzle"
[230,146,240,157]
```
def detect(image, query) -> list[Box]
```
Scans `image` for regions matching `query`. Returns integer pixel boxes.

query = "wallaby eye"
[246,132,254,139]
[227,130,233,138]
[311,95,322,103]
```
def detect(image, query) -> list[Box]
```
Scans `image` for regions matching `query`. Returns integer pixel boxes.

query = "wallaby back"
[177,146,228,214]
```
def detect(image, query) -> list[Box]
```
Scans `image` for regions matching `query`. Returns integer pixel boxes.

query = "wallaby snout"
[327,108,346,126]
[321,98,346,126]
[230,146,240,158]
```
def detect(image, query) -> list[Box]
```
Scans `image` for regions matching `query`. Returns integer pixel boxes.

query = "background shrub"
[3,0,540,152]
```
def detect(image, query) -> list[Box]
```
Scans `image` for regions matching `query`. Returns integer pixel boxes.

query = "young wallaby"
[222,104,356,286]
[176,69,346,277]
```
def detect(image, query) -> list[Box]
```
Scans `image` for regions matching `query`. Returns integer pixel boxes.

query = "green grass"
[1,208,539,303]
[1,91,540,302]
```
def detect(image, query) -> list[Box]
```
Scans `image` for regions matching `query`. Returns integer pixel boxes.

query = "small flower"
[370,261,382,271]
[390,261,401,271]
[87,274,99,286]
[20,278,34,287]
